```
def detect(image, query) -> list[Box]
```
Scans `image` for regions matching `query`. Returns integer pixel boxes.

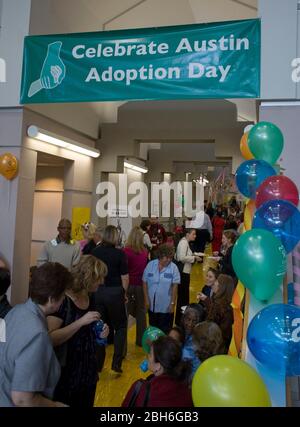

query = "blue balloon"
[247,304,300,376]
[235,159,276,199]
[253,199,300,253]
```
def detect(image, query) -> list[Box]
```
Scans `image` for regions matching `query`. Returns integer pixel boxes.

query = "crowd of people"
[0,197,245,407]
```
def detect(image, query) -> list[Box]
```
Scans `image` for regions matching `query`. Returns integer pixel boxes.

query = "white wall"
[0,109,34,304]
[259,103,300,204]
[259,0,299,99]
[23,108,95,223]
[0,0,31,107]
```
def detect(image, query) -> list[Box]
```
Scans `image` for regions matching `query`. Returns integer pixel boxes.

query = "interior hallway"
[94,252,214,407]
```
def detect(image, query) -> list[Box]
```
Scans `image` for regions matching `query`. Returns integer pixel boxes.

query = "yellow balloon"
[240,132,254,160]
[0,153,18,180]
[244,199,256,231]
[192,355,271,407]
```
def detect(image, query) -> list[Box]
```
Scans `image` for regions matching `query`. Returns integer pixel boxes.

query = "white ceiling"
[29,0,257,34]
[28,0,258,137]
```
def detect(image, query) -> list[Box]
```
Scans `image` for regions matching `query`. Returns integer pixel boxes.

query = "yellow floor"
[94,256,209,407]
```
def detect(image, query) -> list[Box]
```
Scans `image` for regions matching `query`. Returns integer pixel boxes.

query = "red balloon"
[256,176,299,208]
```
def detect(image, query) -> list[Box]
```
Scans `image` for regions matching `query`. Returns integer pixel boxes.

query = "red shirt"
[122,374,193,407]
[212,216,225,238]
[123,247,148,286]
[148,223,167,246]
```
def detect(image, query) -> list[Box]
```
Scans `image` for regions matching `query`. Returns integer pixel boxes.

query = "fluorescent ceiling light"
[124,158,148,174]
[27,125,100,158]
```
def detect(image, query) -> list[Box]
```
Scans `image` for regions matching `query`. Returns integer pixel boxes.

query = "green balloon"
[248,121,284,164]
[142,326,165,354]
[232,229,286,302]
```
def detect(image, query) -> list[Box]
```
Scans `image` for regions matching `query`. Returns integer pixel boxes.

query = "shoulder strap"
[185,240,189,256]
[142,381,151,407]
[64,296,74,327]
[127,380,145,407]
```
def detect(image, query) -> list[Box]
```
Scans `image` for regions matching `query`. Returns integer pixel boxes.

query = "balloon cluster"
[235,121,300,377]
[0,153,18,180]
[192,122,299,406]
[233,121,300,302]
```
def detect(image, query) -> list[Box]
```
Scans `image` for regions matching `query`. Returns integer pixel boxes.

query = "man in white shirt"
[185,211,212,254]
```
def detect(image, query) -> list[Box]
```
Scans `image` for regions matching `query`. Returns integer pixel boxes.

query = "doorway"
[30,152,65,266]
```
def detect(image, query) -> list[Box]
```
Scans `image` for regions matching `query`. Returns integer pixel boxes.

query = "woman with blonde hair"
[92,225,129,373]
[80,222,97,253]
[47,255,109,407]
[123,226,148,347]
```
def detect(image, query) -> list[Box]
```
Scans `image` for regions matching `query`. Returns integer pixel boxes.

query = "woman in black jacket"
[218,230,238,285]
[92,226,129,373]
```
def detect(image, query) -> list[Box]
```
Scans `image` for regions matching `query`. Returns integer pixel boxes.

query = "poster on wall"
[72,207,91,241]
[107,205,132,247]
[20,19,260,104]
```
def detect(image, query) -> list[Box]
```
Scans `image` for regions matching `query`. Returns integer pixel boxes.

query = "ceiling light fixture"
[124,158,148,174]
[27,125,100,158]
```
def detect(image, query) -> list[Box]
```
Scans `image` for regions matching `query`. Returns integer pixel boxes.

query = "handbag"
[173,258,184,274]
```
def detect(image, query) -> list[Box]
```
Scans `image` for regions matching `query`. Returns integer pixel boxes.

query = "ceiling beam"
[103,0,148,30]
[228,0,257,11]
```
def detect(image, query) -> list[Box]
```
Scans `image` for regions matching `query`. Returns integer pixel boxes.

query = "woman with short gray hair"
[0,262,72,407]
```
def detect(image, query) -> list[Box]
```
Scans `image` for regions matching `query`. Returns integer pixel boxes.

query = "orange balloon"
[244,199,256,231]
[0,153,18,180]
[240,133,254,160]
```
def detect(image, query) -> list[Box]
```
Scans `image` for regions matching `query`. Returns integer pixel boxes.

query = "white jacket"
[143,232,152,249]
[175,237,195,274]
